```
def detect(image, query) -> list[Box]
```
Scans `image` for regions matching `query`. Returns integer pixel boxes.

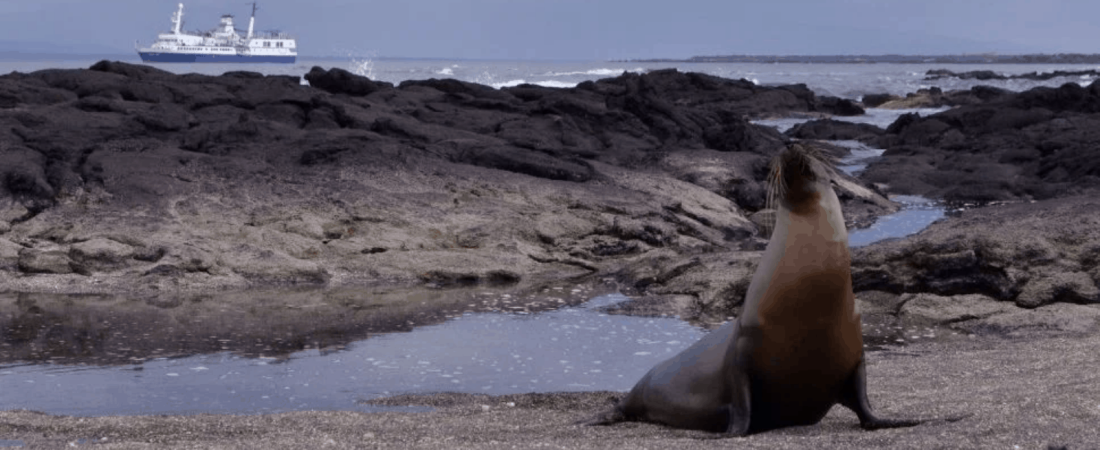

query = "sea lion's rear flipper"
[840,358,926,430]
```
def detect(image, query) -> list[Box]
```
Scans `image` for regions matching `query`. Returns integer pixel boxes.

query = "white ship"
[137,2,296,63]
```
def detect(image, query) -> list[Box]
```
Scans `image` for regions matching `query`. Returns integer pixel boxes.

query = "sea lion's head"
[764,142,839,226]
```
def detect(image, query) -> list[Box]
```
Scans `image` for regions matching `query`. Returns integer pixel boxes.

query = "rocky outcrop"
[0,61,894,294]
[861,86,1013,110]
[784,118,885,141]
[840,194,1100,339]
[0,238,23,271]
[17,247,72,274]
[867,291,1100,338]
[851,195,1100,309]
[69,238,135,274]
[925,68,1100,82]
[862,81,1100,203]
[304,67,394,96]
[849,80,1100,329]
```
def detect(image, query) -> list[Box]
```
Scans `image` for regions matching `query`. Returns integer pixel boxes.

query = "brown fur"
[763,142,837,233]
[580,141,939,435]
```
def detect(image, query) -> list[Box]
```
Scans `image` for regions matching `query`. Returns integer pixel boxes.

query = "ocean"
[3,53,1100,101]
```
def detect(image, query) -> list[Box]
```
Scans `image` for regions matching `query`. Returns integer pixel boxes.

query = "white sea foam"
[437,67,454,76]
[336,49,378,79]
[349,57,374,79]
[543,67,647,77]
[490,79,576,89]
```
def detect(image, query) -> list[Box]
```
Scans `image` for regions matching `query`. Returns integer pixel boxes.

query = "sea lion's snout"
[763,142,837,230]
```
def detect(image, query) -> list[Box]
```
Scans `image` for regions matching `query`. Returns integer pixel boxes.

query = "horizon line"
[4,50,1100,63]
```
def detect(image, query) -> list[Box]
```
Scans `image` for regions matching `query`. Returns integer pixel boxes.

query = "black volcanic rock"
[863,86,1013,110]
[0,77,77,108]
[863,80,1100,203]
[861,93,896,108]
[785,119,885,141]
[926,68,1100,81]
[815,96,865,116]
[1010,82,1100,113]
[852,195,1100,309]
[4,60,1095,345]
[459,146,593,182]
[89,59,175,80]
[0,61,895,297]
[305,66,393,96]
[926,69,1003,80]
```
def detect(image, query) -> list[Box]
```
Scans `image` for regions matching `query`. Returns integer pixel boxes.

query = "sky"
[0,0,1093,60]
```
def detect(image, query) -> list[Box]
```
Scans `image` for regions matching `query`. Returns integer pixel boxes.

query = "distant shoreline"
[625,53,1100,64]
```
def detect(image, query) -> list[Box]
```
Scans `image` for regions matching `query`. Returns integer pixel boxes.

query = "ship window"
[276,42,282,48]
[264,41,270,47]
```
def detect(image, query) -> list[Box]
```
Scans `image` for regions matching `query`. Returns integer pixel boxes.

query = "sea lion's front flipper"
[724,373,751,436]
[724,325,755,436]
[840,357,925,430]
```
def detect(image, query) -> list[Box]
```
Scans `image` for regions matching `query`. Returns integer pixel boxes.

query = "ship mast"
[172,3,183,34]
[246,2,258,39]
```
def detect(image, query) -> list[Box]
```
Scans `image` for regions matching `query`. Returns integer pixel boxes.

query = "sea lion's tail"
[575,405,627,426]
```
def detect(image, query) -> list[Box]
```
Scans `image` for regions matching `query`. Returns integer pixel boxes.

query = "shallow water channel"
[1,293,704,416]
[0,199,944,417]
[752,106,951,132]
[1,126,948,416]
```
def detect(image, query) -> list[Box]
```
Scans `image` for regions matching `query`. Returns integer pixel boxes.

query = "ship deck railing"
[153,38,296,46]
[249,33,295,39]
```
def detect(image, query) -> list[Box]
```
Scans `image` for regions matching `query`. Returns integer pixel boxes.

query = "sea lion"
[582,142,933,435]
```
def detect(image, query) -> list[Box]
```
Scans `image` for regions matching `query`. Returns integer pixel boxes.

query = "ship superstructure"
[137,2,296,63]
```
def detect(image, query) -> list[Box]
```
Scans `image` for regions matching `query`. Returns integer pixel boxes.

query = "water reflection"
[0,287,595,366]
[0,197,946,416]
[832,140,886,176]
[0,293,703,416]
[751,106,951,132]
[0,211,946,417]
[848,195,945,247]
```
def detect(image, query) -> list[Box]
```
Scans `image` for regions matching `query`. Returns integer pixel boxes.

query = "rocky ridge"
[2,61,1097,336]
[743,78,1100,336]
[0,61,886,300]
[862,81,1100,204]
[924,68,1100,81]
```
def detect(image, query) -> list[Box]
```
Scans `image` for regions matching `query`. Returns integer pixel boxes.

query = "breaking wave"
[436,65,458,76]
[543,67,647,77]
[490,79,577,89]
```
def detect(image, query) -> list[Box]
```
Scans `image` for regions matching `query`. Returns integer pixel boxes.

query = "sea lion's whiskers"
[763,142,837,235]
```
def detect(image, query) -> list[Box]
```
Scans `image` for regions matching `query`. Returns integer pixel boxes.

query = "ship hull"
[138,51,295,63]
